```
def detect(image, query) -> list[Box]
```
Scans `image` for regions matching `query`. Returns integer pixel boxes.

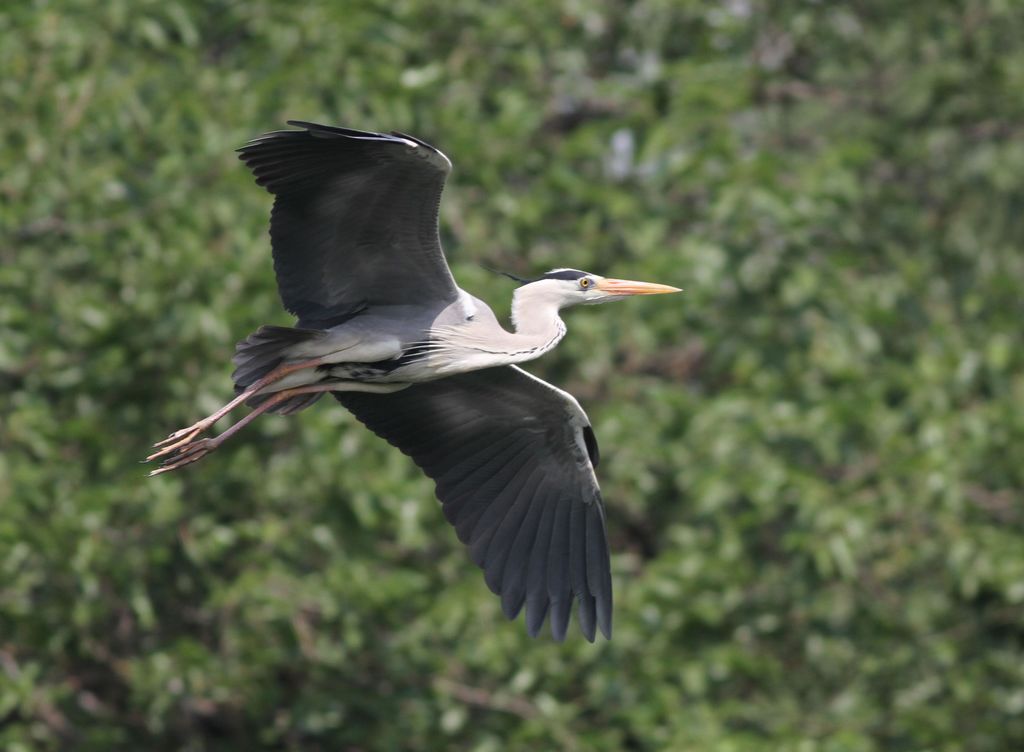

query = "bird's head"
[522,268,681,308]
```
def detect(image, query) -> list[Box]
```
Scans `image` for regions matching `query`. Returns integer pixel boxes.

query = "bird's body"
[243,283,571,395]
[148,122,680,641]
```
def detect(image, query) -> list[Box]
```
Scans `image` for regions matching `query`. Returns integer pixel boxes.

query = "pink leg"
[147,356,326,461]
[147,382,342,476]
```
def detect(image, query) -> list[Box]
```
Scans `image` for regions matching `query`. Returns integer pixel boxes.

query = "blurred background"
[3,0,1023,749]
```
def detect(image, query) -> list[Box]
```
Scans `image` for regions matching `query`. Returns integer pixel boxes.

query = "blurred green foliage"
[3,0,1024,749]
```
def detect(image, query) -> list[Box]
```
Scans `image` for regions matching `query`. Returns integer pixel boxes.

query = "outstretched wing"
[335,365,612,642]
[238,121,460,326]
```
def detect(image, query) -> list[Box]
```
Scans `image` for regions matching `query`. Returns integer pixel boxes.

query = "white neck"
[427,282,570,376]
[511,283,563,334]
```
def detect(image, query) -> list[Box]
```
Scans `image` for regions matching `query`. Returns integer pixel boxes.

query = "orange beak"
[595,278,682,295]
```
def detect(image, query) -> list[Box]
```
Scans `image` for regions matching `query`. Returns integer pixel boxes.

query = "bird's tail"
[232,325,327,415]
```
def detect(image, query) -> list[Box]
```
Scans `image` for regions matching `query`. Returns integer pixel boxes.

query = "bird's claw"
[147,418,220,461]
[147,438,216,476]
[154,425,194,446]
[150,422,209,452]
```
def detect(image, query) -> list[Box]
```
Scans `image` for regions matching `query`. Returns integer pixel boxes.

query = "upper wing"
[238,121,460,326]
[335,365,612,641]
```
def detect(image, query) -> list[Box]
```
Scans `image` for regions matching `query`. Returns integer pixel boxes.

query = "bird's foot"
[147,438,217,476]
[147,421,214,461]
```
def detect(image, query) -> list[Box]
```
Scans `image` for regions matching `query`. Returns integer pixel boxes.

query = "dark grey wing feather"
[335,365,612,641]
[238,121,459,326]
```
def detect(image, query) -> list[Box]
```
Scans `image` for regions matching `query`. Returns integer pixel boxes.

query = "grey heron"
[147,121,680,641]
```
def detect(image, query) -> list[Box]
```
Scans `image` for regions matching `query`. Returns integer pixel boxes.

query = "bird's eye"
[579,278,591,289]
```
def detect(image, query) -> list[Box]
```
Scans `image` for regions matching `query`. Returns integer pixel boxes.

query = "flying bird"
[147,121,680,641]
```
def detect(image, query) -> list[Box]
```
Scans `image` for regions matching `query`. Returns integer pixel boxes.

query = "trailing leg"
[147,354,326,461]
[147,380,410,474]
[148,325,336,460]
[148,382,338,475]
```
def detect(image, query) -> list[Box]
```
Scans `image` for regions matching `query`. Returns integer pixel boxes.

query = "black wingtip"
[577,595,597,642]
[501,588,525,621]
[525,596,548,638]
[549,599,571,642]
